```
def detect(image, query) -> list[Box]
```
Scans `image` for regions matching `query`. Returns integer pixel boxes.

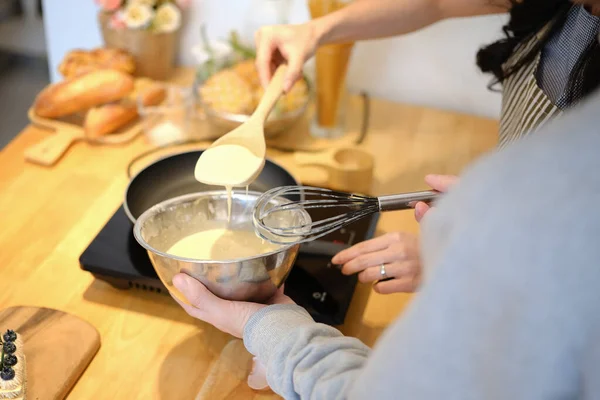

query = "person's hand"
[414,174,459,222]
[172,274,293,391]
[332,232,421,294]
[171,273,295,338]
[255,23,320,92]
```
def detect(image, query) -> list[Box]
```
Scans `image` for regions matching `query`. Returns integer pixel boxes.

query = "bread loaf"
[130,78,167,106]
[84,103,138,139]
[84,79,166,138]
[33,69,134,118]
[59,48,136,79]
[200,69,255,115]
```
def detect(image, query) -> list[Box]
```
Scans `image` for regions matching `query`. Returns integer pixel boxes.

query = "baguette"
[33,69,134,118]
[84,79,166,138]
[59,48,136,79]
[84,103,138,139]
[130,79,167,105]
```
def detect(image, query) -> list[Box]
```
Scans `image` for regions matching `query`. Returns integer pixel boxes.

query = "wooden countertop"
[0,74,498,399]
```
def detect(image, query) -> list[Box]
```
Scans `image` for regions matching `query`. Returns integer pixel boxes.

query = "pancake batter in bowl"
[167,227,281,260]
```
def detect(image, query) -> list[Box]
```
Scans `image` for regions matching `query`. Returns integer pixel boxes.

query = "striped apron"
[498,24,563,148]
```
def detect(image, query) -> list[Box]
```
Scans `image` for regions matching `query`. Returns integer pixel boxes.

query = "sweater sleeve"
[244,90,600,400]
[243,304,370,399]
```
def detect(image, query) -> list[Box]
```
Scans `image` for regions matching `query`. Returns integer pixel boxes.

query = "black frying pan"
[123,148,352,257]
[124,149,299,223]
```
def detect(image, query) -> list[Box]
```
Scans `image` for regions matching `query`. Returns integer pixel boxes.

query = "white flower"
[128,0,156,6]
[153,3,182,33]
[191,45,211,65]
[191,40,232,64]
[123,3,154,29]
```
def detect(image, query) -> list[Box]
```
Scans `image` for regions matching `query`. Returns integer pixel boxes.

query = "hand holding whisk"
[252,186,438,245]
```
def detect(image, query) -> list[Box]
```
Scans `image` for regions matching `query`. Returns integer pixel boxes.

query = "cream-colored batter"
[225,185,232,222]
[195,144,263,187]
[167,228,280,260]
[195,144,264,221]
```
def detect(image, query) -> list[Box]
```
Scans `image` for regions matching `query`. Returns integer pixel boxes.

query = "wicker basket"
[98,11,179,80]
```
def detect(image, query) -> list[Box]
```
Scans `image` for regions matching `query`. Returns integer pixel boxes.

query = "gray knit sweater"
[243,89,600,400]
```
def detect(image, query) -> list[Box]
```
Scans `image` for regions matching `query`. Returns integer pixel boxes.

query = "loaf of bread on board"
[84,79,166,138]
[84,103,138,139]
[33,69,134,118]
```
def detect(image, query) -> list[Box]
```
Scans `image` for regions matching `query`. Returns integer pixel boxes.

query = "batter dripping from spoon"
[194,65,289,222]
[194,144,264,221]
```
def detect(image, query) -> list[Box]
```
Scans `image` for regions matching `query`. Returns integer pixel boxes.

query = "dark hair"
[476,1,600,104]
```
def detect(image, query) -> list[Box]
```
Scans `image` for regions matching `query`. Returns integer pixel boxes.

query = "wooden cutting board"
[0,306,101,400]
[25,108,144,167]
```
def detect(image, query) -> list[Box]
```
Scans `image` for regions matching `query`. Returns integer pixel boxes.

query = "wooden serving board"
[25,108,144,167]
[0,306,101,400]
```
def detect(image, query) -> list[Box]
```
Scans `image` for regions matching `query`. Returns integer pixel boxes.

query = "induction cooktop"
[80,205,379,326]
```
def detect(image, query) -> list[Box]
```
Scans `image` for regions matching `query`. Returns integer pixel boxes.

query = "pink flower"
[109,11,127,30]
[95,0,123,12]
[175,0,191,9]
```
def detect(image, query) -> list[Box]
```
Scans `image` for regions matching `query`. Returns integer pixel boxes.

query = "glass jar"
[308,0,354,138]
[137,84,196,146]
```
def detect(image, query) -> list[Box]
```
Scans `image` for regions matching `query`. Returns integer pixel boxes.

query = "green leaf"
[228,30,256,60]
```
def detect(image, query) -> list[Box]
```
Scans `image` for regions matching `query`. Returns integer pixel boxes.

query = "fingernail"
[283,79,291,93]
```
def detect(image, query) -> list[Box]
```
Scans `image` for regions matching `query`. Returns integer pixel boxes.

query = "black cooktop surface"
[80,205,378,326]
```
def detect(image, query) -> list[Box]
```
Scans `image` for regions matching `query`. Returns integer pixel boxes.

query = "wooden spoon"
[195,65,288,187]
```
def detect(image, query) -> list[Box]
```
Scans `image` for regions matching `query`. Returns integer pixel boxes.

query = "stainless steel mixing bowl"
[133,190,311,303]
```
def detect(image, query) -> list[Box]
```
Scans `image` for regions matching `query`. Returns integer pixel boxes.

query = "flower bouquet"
[96,0,189,80]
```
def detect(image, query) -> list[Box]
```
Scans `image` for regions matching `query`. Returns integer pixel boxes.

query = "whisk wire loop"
[253,186,437,245]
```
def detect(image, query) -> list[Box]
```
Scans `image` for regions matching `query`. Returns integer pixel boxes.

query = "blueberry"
[2,342,16,354]
[0,366,14,381]
[2,330,16,342]
[3,354,17,367]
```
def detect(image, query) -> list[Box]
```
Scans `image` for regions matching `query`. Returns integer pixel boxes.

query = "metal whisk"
[253,186,438,245]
